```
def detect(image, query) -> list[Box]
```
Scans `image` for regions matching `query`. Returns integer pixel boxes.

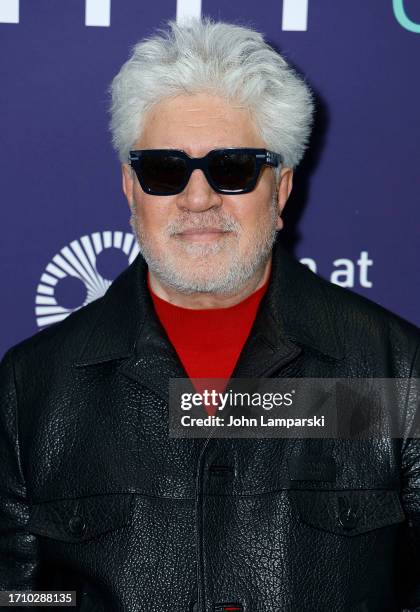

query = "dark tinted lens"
[138,153,188,194]
[208,151,257,191]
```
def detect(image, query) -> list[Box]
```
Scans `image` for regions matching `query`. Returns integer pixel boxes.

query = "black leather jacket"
[1,239,419,611]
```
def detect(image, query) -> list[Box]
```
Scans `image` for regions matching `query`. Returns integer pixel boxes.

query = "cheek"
[134,199,168,236]
[232,197,273,233]
[238,176,275,228]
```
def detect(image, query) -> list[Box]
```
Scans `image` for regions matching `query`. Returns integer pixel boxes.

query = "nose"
[176,169,222,213]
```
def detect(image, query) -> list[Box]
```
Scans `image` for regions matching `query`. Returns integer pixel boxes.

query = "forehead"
[136,93,266,155]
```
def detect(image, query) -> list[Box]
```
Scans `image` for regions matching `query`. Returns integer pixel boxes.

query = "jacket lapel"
[230,237,343,378]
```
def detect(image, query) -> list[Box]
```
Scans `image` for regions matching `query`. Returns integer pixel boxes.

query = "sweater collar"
[147,269,270,350]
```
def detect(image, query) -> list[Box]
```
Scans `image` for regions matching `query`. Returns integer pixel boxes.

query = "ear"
[122,163,135,209]
[275,168,294,231]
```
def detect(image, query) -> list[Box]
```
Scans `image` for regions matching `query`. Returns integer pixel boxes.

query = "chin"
[153,261,231,294]
[173,270,225,290]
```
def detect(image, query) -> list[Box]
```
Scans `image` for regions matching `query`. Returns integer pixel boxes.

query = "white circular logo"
[35,231,140,329]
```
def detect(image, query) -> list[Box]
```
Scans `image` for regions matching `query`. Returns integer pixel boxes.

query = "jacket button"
[68,515,86,536]
[338,507,358,530]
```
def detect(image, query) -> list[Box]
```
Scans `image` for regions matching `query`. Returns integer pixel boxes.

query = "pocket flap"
[289,489,405,536]
[28,493,134,542]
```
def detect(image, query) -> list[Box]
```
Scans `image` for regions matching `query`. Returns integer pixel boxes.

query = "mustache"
[166,212,241,235]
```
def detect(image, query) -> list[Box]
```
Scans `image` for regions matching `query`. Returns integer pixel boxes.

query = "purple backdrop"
[1,0,419,358]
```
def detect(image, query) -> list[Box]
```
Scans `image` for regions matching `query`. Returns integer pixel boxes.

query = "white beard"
[129,194,279,296]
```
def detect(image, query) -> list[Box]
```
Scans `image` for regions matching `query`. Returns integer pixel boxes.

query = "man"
[1,17,419,612]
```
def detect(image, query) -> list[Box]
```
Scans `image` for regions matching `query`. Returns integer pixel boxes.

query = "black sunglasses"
[128,148,282,196]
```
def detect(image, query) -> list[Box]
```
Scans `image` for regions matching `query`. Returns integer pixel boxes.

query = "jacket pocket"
[27,493,135,543]
[289,489,405,536]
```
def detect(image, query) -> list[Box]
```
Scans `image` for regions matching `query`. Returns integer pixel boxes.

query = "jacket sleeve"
[0,347,39,589]
[397,341,420,610]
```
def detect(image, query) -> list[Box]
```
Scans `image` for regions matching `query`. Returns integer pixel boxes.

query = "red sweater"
[148,272,270,414]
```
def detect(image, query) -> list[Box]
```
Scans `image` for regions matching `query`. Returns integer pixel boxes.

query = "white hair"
[108,17,315,169]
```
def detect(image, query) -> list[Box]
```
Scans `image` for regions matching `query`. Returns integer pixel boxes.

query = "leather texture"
[1,238,420,612]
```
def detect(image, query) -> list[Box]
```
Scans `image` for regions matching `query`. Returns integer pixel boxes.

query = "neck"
[148,256,272,309]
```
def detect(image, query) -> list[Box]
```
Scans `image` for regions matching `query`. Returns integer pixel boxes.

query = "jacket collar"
[74,237,343,396]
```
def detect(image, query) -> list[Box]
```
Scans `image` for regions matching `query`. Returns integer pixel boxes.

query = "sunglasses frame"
[128,148,283,196]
